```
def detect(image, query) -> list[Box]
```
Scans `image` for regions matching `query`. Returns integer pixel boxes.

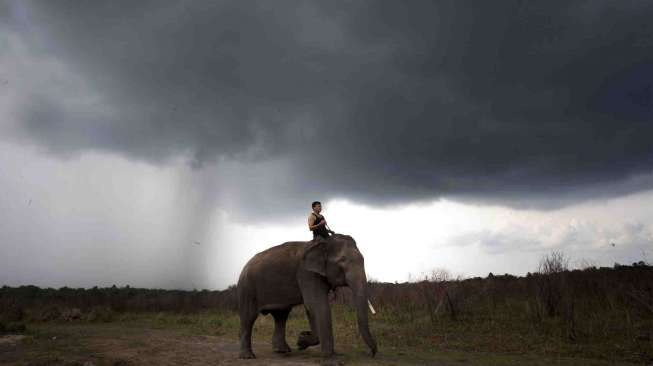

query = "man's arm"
[308,214,325,231]
[308,214,315,231]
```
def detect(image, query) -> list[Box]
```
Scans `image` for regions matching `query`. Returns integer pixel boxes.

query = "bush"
[38,305,61,322]
[86,306,114,322]
[61,307,82,321]
[0,303,24,322]
[535,250,570,317]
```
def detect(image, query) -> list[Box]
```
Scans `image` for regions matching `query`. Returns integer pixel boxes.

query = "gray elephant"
[237,233,377,365]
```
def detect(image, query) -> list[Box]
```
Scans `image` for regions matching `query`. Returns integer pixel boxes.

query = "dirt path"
[84,328,331,366]
[0,325,410,366]
[1,324,635,366]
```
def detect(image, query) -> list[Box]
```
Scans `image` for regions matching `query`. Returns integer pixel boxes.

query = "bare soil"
[1,328,325,366]
[0,323,638,366]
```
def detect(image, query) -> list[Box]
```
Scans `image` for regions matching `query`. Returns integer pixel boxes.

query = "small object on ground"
[0,334,28,349]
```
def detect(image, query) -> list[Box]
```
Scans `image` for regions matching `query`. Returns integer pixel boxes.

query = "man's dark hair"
[311,201,321,208]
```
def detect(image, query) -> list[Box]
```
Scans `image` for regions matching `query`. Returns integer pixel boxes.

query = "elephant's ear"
[303,241,327,277]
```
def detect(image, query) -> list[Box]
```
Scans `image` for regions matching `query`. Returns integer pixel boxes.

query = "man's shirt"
[308,211,330,238]
[308,211,322,229]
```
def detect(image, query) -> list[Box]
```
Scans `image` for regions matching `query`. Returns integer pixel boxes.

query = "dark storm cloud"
[5,0,653,213]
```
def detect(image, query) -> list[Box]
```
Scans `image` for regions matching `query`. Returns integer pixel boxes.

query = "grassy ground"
[1,306,646,366]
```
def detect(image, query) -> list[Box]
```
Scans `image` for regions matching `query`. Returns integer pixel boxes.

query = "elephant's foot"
[239,349,256,359]
[320,355,344,366]
[297,330,320,350]
[273,342,292,354]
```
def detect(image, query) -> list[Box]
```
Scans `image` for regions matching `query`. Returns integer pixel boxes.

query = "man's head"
[312,201,322,213]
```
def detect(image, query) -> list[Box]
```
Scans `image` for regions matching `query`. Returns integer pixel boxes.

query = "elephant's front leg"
[302,280,341,365]
[297,306,320,350]
[271,309,292,353]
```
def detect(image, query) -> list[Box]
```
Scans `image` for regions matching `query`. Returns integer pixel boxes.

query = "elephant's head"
[303,234,378,356]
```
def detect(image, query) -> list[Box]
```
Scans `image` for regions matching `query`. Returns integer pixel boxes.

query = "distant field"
[1,260,652,365]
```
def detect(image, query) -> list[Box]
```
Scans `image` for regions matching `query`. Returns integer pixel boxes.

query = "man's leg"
[313,235,325,242]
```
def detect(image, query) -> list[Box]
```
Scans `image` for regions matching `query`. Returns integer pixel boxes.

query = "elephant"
[237,233,377,365]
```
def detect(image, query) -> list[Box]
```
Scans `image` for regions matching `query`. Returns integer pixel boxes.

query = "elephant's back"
[238,241,305,281]
[237,241,306,306]
[244,241,304,270]
[254,241,307,257]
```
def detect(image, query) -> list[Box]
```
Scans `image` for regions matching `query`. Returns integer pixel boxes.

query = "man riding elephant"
[308,201,335,240]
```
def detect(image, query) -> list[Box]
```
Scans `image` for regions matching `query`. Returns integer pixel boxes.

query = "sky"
[1,0,652,290]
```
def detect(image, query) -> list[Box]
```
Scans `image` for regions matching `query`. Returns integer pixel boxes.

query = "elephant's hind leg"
[271,308,292,353]
[238,300,258,359]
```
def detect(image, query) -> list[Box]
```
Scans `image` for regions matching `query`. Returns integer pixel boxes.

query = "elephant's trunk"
[348,271,378,356]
